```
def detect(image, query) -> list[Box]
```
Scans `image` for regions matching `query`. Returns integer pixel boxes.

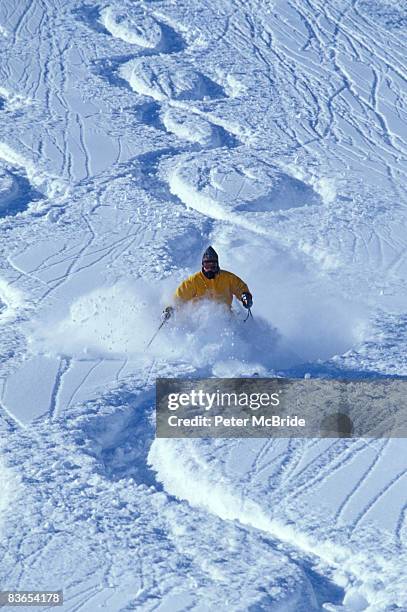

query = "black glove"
[162,306,174,321]
[241,292,253,309]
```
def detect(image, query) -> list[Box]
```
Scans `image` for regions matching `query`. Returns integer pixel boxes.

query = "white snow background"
[0,0,406,610]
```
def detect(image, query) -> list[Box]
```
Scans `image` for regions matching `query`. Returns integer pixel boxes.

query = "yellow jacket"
[174,270,250,308]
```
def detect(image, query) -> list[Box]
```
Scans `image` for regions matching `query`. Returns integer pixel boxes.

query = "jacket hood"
[202,246,219,263]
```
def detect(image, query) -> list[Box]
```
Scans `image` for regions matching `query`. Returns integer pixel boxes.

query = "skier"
[163,246,253,320]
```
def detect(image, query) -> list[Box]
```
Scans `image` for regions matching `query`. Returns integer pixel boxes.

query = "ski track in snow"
[0,0,406,609]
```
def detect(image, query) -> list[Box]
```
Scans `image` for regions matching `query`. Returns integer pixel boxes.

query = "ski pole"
[146,319,167,348]
[243,307,253,323]
[146,309,172,348]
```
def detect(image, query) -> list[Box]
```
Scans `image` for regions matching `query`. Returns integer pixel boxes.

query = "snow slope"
[0,0,406,610]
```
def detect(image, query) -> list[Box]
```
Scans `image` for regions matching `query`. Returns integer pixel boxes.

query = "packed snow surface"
[0,0,406,610]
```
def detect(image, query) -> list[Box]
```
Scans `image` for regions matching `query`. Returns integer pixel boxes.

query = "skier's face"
[202,260,218,273]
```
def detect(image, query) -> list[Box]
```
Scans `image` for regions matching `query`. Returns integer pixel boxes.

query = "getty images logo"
[167,388,282,411]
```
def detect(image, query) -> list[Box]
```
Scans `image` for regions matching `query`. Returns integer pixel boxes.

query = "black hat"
[202,246,219,263]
